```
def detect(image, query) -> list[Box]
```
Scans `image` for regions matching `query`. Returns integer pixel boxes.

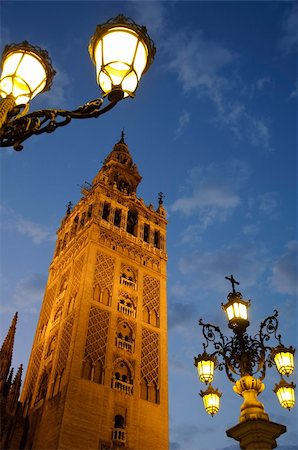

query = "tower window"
[127,209,138,236]
[112,361,133,395]
[118,298,136,318]
[143,224,150,243]
[102,202,110,221]
[112,415,126,444]
[114,208,122,227]
[154,230,160,249]
[116,322,134,353]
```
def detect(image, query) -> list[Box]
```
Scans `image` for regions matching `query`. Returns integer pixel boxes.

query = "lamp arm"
[0,97,119,151]
[258,310,282,347]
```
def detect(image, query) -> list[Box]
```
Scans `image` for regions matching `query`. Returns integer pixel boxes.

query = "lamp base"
[226,419,286,450]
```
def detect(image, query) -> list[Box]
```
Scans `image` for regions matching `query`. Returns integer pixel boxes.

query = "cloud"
[168,302,198,331]
[1,205,55,244]
[255,76,271,91]
[34,63,72,109]
[178,240,269,294]
[0,273,47,315]
[130,1,167,37]
[171,159,250,233]
[162,27,272,150]
[271,241,298,295]
[258,192,279,216]
[289,79,298,98]
[279,3,298,55]
[175,111,190,139]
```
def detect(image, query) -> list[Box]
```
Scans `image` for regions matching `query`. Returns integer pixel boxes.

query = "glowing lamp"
[89,14,156,101]
[222,293,250,333]
[274,379,296,410]
[200,385,222,416]
[0,41,55,106]
[194,352,217,385]
[272,346,295,376]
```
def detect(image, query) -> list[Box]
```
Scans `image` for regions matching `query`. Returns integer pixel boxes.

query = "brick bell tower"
[20,133,169,450]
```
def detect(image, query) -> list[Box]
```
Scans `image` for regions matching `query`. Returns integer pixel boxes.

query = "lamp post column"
[0,96,15,128]
[226,419,286,450]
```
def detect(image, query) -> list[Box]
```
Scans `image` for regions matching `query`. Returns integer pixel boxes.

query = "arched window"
[36,371,48,402]
[102,288,110,306]
[67,296,76,314]
[150,309,159,327]
[143,224,150,243]
[148,382,158,403]
[127,209,138,236]
[53,307,62,324]
[102,202,110,221]
[81,358,92,381]
[114,415,125,429]
[143,306,150,324]
[112,360,133,395]
[47,335,56,358]
[154,230,160,248]
[113,415,126,443]
[93,284,101,302]
[72,215,79,235]
[114,208,122,227]
[93,360,103,384]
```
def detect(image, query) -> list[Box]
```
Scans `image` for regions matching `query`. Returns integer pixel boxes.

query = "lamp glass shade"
[89,15,155,100]
[195,353,217,385]
[93,27,147,98]
[273,349,295,376]
[226,301,248,321]
[274,381,296,410]
[200,386,221,416]
[0,49,47,105]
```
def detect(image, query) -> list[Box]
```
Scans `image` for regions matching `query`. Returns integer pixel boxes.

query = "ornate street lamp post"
[0,14,155,151]
[194,275,296,450]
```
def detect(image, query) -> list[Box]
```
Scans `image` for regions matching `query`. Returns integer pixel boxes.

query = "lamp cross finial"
[225,274,239,293]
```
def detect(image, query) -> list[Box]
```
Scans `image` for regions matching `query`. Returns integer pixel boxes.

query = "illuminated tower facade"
[21,134,168,450]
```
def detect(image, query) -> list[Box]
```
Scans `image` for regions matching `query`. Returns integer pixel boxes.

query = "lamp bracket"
[0,97,119,151]
[199,309,286,383]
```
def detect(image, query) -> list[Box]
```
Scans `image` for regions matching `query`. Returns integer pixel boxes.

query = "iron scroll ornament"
[0,97,120,151]
[198,309,283,383]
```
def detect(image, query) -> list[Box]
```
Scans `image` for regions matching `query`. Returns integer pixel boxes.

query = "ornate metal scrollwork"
[0,97,119,151]
[198,308,285,383]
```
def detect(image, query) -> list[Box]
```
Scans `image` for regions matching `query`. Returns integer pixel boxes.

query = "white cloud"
[171,159,250,233]
[13,273,47,314]
[34,64,72,109]
[255,77,271,91]
[178,240,269,294]
[175,111,190,139]
[1,205,55,244]
[258,192,279,216]
[279,3,298,55]
[271,241,298,295]
[289,79,298,98]
[162,27,272,150]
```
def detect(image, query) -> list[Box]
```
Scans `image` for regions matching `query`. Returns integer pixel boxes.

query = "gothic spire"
[93,133,142,194]
[0,312,18,386]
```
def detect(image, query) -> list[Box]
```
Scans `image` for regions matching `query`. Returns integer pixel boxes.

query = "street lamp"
[0,14,155,151]
[194,275,296,450]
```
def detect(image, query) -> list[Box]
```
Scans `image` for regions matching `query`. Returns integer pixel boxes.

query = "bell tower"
[21,134,168,450]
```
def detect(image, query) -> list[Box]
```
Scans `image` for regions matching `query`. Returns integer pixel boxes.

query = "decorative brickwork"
[143,275,160,316]
[99,230,161,270]
[84,306,110,365]
[70,253,85,297]
[56,315,74,375]
[93,251,115,292]
[141,328,159,385]
[40,284,57,326]
[23,344,44,402]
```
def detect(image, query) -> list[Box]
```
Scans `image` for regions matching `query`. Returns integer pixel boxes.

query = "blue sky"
[0,1,297,449]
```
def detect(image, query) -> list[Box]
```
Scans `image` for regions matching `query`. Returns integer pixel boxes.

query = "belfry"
[19,134,169,449]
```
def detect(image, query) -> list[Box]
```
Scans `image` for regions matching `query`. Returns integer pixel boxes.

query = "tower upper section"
[52,135,167,269]
[93,131,142,195]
